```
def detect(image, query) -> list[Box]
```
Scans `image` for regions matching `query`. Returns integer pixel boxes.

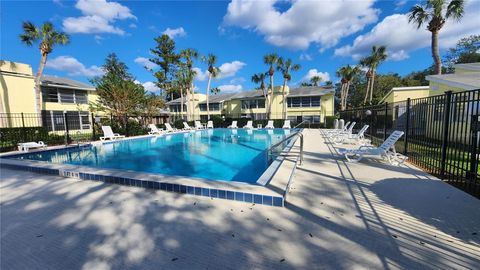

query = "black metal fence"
[339,89,480,197]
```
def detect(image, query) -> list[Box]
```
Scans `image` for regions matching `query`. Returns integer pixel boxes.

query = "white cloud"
[192,67,209,81]
[218,61,246,78]
[299,53,313,61]
[301,69,330,82]
[222,0,378,50]
[230,77,246,84]
[218,84,243,93]
[134,57,158,70]
[334,1,480,61]
[94,35,103,44]
[46,56,104,77]
[142,81,160,92]
[162,27,186,39]
[129,23,137,29]
[63,0,136,35]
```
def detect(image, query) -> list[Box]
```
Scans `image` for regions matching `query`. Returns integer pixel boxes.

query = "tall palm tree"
[360,45,387,104]
[180,48,199,120]
[343,65,361,110]
[310,75,322,86]
[251,72,269,116]
[277,58,301,118]
[408,0,465,74]
[336,66,349,111]
[210,87,221,95]
[202,54,220,119]
[19,21,69,115]
[263,53,280,118]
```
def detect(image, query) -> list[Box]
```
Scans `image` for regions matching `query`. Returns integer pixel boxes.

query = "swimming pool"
[8,128,297,184]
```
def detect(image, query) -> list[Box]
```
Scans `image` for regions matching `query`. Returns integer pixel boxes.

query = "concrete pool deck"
[1,129,479,269]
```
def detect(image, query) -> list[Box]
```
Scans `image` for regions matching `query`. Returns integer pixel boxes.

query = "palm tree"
[408,0,465,74]
[343,65,361,110]
[210,87,221,95]
[19,21,69,115]
[251,72,269,116]
[310,75,322,86]
[180,48,199,120]
[202,54,220,119]
[360,45,387,104]
[277,58,301,118]
[336,66,349,111]
[263,53,280,118]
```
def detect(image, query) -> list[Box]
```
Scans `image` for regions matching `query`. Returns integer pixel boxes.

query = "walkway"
[1,129,479,269]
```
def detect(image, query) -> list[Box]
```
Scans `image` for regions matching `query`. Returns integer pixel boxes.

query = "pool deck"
[1,129,479,269]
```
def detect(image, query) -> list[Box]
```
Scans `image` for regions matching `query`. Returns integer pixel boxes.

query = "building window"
[287,96,321,107]
[199,103,221,111]
[169,105,186,112]
[43,110,91,131]
[241,99,265,109]
[42,88,88,104]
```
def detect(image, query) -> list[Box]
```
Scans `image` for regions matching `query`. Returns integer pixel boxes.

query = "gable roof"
[41,76,95,91]
[426,73,480,90]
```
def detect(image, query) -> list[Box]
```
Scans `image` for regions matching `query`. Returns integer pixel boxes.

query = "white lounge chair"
[333,125,369,144]
[195,121,205,130]
[207,121,214,129]
[339,130,408,165]
[183,122,194,130]
[228,121,238,129]
[148,124,163,135]
[164,123,177,133]
[328,121,355,137]
[243,120,254,129]
[282,120,291,129]
[17,141,47,152]
[265,120,274,129]
[100,126,125,141]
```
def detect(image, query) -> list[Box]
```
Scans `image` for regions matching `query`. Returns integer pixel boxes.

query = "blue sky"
[1,0,479,94]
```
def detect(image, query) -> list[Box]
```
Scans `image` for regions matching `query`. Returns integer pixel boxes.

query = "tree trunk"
[180,87,184,121]
[431,30,442,75]
[269,75,274,119]
[344,82,351,110]
[364,77,370,105]
[282,79,287,119]
[340,83,345,111]
[35,52,48,118]
[206,74,212,120]
[369,70,376,104]
[191,82,195,121]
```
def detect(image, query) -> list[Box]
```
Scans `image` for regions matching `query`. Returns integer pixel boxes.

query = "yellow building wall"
[0,61,36,114]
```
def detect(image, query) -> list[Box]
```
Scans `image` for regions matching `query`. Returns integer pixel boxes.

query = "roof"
[199,92,238,104]
[287,86,335,97]
[453,62,480,72]
[230,89,265,99]
[426,73,480,90]
[41,76,95,91]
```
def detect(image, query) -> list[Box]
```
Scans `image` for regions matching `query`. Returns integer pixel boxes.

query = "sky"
[1,0,479,95]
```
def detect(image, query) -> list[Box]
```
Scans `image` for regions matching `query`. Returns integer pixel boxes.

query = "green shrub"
[173,119,184,129]
[325,116,337,129]
[210,115,224,128]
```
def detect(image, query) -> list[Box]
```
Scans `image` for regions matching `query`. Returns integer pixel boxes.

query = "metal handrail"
[294,120,310,129]
[267,131,304,165]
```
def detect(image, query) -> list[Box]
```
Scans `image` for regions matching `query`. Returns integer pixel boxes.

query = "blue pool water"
[10,128,296,183]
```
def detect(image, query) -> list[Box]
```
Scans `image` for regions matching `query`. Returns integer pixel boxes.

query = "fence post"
[21,112,26,142]
[468,114,479,182]
[91,113,96,140]
[64,112,71,145]
[384,102,388,140]
[440,91,452,178]
[403,98,411,155]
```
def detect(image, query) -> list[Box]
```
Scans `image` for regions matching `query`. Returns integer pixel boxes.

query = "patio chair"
[148,124,163,135]
[183,122,194,130]
[100,126,125,141]
[282,120,291,129]
[243,120,254,129]
[333,125,369,144]
[164,123,177,133]
[339,130,408,165]
[325,121,349,135]
[207,121,214,129]
[17,141,47,152]
[228,121,238,129]
[265,120,275,129]
[327,122,355,138]
[195,121,205,129]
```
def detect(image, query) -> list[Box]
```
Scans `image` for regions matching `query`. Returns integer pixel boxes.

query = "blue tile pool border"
[0,162,284,207]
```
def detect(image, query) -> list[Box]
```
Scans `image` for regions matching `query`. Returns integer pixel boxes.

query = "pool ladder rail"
[267,131,304,166]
